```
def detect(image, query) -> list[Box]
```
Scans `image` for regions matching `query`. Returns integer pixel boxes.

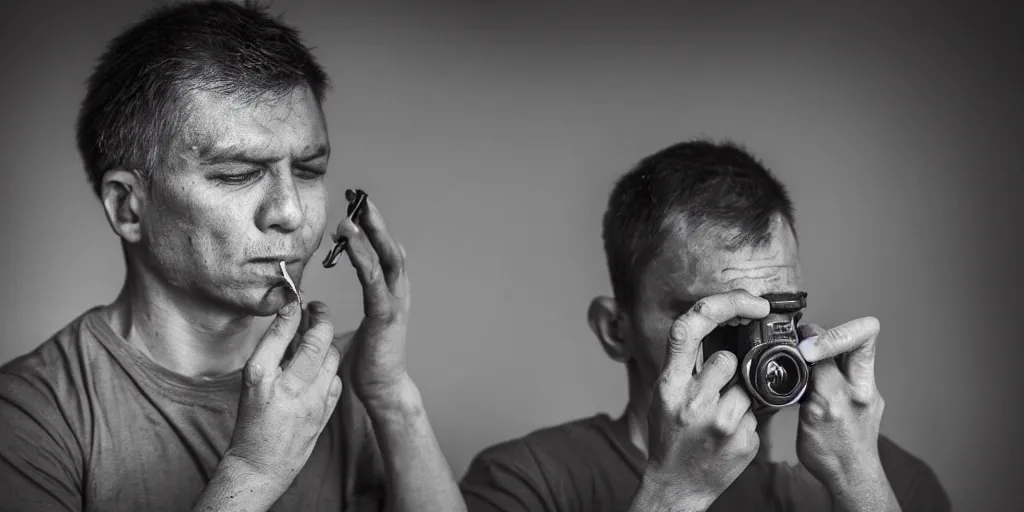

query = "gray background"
[1,0,1020,510]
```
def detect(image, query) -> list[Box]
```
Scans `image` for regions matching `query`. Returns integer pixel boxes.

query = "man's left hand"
[334,197,412,408]
[796,317,901,511]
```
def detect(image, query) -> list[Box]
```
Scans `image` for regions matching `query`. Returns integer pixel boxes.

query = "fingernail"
[797,336,818,359]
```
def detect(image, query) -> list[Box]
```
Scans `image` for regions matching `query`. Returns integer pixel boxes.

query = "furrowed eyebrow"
[198,144,328,166]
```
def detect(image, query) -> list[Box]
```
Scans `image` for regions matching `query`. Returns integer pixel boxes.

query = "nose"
[256,170,305,233]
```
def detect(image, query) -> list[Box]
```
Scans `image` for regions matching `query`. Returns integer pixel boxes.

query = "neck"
[102,258,261,379]
[621,363,653,458]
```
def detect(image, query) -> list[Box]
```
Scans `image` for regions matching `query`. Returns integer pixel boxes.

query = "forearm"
[192,456,281,512]
[363,376,465,512]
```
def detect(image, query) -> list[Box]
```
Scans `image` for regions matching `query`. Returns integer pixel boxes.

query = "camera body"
[703,291,810,411]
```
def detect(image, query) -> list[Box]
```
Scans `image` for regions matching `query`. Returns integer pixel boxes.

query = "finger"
[309,343,343,399]
[797,323,826,341]
[798,316,879,389]
[336,216,392,319]
[283,301,336,385]
[394,243,410,299]
[735,411,760,457]
[358,198,405,292]
[664,290,770,385]
[806,357,847,404]
[797,317,879,362]
[245,300,302,386]
[286,300,313,360]
[713,385,753,436]
[692,350,740,401]
[322,376,343,425]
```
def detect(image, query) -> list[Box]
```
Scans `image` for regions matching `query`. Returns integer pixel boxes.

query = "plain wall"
[1,0,1020,510]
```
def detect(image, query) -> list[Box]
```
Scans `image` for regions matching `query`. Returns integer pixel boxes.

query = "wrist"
[359,373,424,417]
[825,458,899,512]
[631,469,712,512]
[192,455,281,512]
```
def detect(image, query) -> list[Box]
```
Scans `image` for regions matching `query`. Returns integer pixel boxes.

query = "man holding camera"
[0,2,465,511]
[460,140,950,511]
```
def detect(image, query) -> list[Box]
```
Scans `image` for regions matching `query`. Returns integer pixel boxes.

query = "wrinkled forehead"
[641,214,801,304]
[173,86,329,165]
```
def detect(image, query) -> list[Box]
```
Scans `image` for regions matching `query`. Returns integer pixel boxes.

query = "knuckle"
[654,378,677,407]
[826,403,845,421]
[710,417,732,437]
[243,361,266,386]
[727,290,748,310]
[873,394,886,415]
[299,339,324,359]
[279,375,304,397]
[681,394,703,419]
[805,400,827,421]
[849,386,876,407]
[669,318,692,343]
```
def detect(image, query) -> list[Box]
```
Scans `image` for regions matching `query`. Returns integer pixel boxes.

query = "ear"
[100,169,146,243]
[588,296,631,363]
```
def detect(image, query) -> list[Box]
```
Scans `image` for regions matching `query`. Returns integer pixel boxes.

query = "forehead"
[640,214,801,302]
[176,86,329,163]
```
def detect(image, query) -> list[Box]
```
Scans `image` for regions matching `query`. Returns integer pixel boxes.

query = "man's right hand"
[632,290,771,512]
[193,298,343,511]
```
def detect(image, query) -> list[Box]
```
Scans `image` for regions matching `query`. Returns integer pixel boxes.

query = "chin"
[242,286,294,317]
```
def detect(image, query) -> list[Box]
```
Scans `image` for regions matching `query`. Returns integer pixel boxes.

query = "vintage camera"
[702,291,810,410]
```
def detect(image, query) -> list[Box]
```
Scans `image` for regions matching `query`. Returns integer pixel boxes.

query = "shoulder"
[0,311,95,411]
[0,312,96,495]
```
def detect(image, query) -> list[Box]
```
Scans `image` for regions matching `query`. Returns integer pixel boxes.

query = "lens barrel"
[748,345,808,407]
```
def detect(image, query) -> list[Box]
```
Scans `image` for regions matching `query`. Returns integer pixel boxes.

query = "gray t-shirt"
[0,307,385,511]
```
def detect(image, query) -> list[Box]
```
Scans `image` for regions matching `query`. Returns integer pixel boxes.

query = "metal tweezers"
[322,189,368,268]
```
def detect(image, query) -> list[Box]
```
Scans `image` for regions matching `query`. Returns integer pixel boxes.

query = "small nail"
[797,336,818,359]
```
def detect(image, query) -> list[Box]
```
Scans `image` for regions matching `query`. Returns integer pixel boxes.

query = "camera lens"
[763,354,799,396]
[749,346,808,407]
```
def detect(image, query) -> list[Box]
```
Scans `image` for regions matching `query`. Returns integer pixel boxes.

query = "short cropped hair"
[601,139,796,309]
[75,0,330,197]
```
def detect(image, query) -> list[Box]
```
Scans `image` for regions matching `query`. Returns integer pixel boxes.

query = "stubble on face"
[134,85,330,316]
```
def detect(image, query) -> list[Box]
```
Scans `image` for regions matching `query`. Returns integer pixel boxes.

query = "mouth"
[251,257,302,265]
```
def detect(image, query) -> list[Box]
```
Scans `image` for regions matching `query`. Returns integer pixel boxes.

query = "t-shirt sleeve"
[878,435,951,512]
[459,442,558,512]
[0,368,84,512]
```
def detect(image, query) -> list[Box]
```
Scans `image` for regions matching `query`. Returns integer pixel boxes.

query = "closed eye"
[295,165,326,180]
[214,168,263,185]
